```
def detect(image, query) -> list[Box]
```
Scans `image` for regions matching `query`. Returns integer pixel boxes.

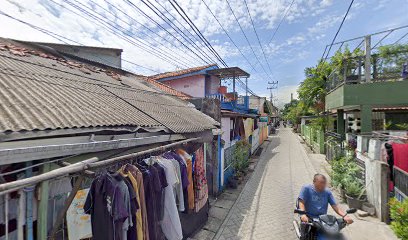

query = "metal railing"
[327,50,408,91]
[394,166,408,201]
[325,132,345,161]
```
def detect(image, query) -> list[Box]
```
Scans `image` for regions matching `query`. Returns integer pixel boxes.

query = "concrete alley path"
[214,128,316,240]
[213,128,397,240]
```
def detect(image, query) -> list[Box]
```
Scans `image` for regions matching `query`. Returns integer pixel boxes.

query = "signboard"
[66,188,92,240]
[259,116,268,122]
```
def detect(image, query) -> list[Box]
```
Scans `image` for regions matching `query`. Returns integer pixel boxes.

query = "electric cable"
[168,0,228,67]
[122,0,210,66]
[58,0,193,69]
[139,0,217,64]
[224,0,272,81]
[243,0,273,74]
[322,0,355,62]
[267,0,296,45]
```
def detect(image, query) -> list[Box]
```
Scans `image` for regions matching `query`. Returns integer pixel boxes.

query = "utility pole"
[267,81,278,103]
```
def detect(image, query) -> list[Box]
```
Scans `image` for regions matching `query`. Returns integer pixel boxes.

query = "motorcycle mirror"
[294,209,307,215]
[346,208,357,214]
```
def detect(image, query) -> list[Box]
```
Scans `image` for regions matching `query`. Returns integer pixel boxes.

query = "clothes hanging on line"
[83,147,208,240]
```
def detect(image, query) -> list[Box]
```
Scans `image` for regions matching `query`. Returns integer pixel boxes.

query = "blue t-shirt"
[298,184,336,218]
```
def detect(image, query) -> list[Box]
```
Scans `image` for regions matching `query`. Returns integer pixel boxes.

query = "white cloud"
[0,0,335,76]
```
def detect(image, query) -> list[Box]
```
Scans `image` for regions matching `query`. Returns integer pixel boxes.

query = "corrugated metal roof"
[0,40,216,134]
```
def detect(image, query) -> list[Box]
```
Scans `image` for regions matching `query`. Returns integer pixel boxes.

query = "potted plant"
[389,197,408,240]
[344,178,366,209]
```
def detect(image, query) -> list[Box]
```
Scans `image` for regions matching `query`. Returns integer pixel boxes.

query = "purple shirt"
[84,173,129,240]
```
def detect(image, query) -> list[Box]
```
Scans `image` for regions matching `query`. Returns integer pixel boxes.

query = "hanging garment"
[121,166,142,240]
[140,164,167,240]
[84,173,131,240]
[163,152,189,189]
[159,159,183,240]
[121,177,136,240]
[169,158,185,212]
[193,147,209,212]
[392,143,408,173]
[125,164,148,240]
[176,149,195,211]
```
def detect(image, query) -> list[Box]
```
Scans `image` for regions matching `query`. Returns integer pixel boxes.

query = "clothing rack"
[0,137,200,194]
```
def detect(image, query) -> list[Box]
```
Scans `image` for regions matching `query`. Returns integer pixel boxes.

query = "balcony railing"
[327,50,408,91]
[206,93,249,112]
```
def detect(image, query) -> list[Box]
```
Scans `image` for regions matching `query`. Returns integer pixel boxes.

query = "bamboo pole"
[49,175,85,240]
[0,138,200,194]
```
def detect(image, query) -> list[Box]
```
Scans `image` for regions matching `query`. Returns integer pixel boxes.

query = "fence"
[302,125,325,154]
[223,143,251,185]
[327,50,408,91]
[394,166,408,201]
[325,132,345,161]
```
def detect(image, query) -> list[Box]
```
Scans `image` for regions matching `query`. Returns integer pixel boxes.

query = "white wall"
[221,117,231,146]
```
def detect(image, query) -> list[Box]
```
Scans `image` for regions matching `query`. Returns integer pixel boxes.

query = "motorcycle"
[293,208,357,240]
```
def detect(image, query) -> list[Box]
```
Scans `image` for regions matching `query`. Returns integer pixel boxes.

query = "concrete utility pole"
[364,35,371,82]
[267,81,278,103]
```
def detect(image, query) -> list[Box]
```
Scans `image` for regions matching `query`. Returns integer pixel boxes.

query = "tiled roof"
[144,77,192,100]
[148,64,218,81]
[0,39,216,135]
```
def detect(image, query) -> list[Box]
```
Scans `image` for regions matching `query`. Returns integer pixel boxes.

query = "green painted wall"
[344,81,408,106]
[326,81,408,110]
[325,86,345,110]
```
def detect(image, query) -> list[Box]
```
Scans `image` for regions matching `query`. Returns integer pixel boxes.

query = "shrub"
[389,198,408,240]
[343,178,364,199]
[330,156,361,190]
[232,140,251,174]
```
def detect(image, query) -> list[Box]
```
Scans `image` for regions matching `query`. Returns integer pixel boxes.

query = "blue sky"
[1,0,408,106]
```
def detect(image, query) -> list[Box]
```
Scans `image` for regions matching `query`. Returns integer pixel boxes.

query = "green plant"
[329,156,361,190]
[389,198,408,240]
[343,178,365,199]
[384,121,393,130]
[396,123,408,131]
[232,140,251,174]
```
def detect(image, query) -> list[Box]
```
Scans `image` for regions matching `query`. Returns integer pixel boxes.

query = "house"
[150,65,269,189]
[324,37,408,221]
[0,38,218,239]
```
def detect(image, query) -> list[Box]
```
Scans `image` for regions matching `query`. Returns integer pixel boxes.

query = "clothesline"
[80,143,208,240]
[0,137,200,195]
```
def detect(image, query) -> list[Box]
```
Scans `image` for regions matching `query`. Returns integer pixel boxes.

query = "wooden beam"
[49,175,85,240]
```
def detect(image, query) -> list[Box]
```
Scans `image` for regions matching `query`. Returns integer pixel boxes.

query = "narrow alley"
[213,128,397,240]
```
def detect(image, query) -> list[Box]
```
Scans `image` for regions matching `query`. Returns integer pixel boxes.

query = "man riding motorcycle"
[297,174,354,240]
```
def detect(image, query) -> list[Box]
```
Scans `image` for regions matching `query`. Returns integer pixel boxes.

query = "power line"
[153,0,214,62]
[59,0,194,69]
[322,0,355,62]
[267,0,296,45]
[0,10,159,74]
[128,0,212,65]
[91,0,204,67]
[200,0,257,72]
[139,0,217,65]
[168,0,228,67]
[224,0,272,81]
[243,0,273,74]
[53,0,192,69]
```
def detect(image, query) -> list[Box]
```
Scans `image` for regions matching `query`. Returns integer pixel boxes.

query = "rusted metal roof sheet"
[0,40,216,134]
